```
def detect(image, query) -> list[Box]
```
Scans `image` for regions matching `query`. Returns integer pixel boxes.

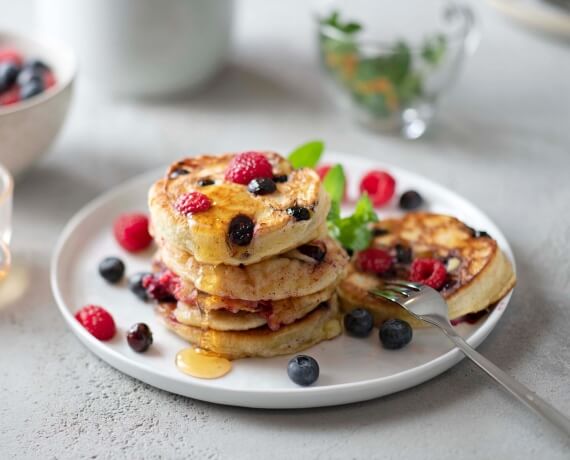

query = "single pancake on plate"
[337,213,516,328]
[157,295,341,360]
[156,235,349,301]
[149,152,330,266]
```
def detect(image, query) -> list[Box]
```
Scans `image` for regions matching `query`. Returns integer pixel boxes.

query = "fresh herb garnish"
[288,140,378,251]
[421,34,447,66]
[289,140,324,169]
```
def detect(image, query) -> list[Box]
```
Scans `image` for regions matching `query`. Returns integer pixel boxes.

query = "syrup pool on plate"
[175,348,232,379]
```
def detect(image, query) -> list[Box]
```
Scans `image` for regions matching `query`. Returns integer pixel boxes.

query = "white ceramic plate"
[487,0,570,40]
[51,152,515,409]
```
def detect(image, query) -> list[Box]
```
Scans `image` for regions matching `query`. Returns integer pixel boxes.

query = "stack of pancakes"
[148,152,349,359]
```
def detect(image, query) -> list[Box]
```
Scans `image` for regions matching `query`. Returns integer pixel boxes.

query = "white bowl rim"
[0,29,77,116]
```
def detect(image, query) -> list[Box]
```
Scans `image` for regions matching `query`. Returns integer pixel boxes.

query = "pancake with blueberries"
[156,295,341,360]
[155,235,349,301]
[148,151,330,266]
[337,213,516,328]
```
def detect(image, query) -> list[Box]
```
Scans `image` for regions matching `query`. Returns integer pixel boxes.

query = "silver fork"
[371,281,570,437]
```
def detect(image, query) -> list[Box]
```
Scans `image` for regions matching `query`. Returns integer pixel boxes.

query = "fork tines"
[370,281,423,302]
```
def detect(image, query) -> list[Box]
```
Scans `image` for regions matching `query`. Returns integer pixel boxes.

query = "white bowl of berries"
[0,30,76,177]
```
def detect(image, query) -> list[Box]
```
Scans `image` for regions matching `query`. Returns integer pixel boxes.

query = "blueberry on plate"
[287,355,319,386]
[128,272,151,301]
[98,257,125,283]
[344,308,374,338]
[399,190,424,211]
[127,323,153,352]
[379,319,413,350]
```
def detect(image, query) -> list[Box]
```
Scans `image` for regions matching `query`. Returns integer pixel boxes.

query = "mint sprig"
[321,164,378,252]
[288,140,324,168]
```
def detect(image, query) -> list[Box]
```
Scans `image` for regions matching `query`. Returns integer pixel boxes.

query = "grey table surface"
[1,1,570,459]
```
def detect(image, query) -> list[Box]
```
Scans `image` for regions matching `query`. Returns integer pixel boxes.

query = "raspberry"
[316,164,348,201]
[225,152,273,185]
[43,71,56,89]
[75,305,116,341]
[0,85,20,106]
[357,248,393,274]
[113,213,153,252]
[0,48,23,67]
[143,270,180,302]
[409,258,447,290]
[360,170,396,207]
[174,192,211,215]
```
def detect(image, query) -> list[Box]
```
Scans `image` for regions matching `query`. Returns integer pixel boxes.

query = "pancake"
[157,235,349,301]
[337,213,516,327]
[157,296,342,359]
[149,152,330,266]
[173,282,337,331]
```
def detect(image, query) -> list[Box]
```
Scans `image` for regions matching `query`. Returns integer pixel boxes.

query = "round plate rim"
[50,151,515,408]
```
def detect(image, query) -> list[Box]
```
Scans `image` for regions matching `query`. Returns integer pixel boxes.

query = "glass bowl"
[316,0,479,139]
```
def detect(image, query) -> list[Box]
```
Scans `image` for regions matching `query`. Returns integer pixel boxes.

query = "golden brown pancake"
[149,152,330,266]
[337,213,516,327]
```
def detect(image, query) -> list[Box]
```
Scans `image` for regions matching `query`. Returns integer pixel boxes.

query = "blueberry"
[344,308,374,338]
[17,68,42,87]
[399,190,424,210]
[20,79,44,100]
[247,177,276,196]
[287,355,319,386]
[127,323,153,353]
[197,177,215,186]
[24,59,49,73]
[287,206,311,221]
[379,319,413,350]
[298,243,326,262]
[0,62,20,91]
[273,174,288,183]
[98,257,125,283]
[128,272,151,301]
[395,244,412,264]
[168,168,189,180]
[228,214,254,246]
[372,227,390,237]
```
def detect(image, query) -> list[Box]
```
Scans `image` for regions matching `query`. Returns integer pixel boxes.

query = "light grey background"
[1,1,569,459]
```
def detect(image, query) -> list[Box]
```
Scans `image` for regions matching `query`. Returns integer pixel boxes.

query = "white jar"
[35,0,234,96]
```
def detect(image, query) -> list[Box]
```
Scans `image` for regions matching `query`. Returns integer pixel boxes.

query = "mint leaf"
[353,193,378,224]
[322,164,345,204]
[289,140,324,168]
[321,10,362,35]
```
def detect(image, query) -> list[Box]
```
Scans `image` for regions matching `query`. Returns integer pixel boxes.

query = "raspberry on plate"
[225,151,273,185]
[113,213,153,253]
[75,305,116,341]
[359,170,396,207]
[174,191,212,215]
[409,258,447,290]
[357,248,393,274]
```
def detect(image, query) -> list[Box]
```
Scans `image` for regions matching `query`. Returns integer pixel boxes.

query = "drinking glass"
[316,0,479,139]
[0,163,13,281]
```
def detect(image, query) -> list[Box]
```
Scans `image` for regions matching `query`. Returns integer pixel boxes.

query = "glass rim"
[315,3,474,55]
[0,163,14,206]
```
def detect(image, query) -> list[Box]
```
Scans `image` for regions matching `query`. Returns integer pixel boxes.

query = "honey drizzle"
[175,348,232,379]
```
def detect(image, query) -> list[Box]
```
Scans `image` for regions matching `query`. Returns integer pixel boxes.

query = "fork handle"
[442,327,570,437]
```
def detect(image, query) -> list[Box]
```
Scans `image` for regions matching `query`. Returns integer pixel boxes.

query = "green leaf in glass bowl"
[421,34,447,66]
